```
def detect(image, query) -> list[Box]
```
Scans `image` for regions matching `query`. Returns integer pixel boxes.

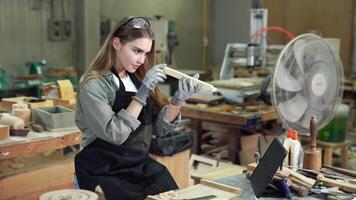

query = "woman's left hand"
[170,74,201,106]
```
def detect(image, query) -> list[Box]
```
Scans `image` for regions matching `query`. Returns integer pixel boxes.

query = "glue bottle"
[283,129,294,166]
[290,130,302,170]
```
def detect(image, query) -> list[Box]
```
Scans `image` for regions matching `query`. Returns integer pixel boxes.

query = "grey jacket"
[75,70,181,149]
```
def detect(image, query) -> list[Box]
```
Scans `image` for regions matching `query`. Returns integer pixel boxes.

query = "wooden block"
[43,97,76,110]
[150,149,190,189]
[0,124,9,140]
[57,80,75,100]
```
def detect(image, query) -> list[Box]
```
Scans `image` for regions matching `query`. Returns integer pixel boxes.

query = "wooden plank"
[317,174,356,193]
[0,131,81,160]
[191,165,246,183]
[182,104,277,125]
[57,80,75,100]
[260,111,278,122]
[163,67,217,92]
[181,106,247,125]
[147,183,239,200]
[0,160,75,200]
[169,183,239,199]
[200,179,241,195]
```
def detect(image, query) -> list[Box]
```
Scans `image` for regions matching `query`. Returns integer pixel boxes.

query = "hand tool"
[303,116,321,170]
[316,174,356,193]
[310,187,356,199]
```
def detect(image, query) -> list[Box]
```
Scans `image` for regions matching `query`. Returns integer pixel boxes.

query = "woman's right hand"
[133,63,167,106]
[142,63,167,90]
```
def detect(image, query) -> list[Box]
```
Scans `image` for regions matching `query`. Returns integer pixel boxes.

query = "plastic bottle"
[290,130,301,170]
[283,129,294,166]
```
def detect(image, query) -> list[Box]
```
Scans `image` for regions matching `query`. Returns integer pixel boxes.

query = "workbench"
[0,130,190,199]
[0,129,82,160]
[0,129,81,199]
[180,165,322,200]
[181,103,277,164]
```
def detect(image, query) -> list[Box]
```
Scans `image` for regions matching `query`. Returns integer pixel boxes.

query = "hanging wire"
[250,26,296,43]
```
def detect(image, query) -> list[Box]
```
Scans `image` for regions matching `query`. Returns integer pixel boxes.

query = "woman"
[75,16,200,200]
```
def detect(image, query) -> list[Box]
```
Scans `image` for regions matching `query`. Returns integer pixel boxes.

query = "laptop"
[250,138,288,198]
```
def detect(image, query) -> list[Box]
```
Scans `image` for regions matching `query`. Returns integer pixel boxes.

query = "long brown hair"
[78,16,169,112]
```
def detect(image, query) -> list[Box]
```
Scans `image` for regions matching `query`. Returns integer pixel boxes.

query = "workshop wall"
[212,0,251,67]
[0,0,76,77]
[211,0,355,74]
[100,0,205,70]
[264,0,354,74]
[0,0,209,78]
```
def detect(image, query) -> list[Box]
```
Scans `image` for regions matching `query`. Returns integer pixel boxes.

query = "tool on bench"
[316,174,356,193]
[310,187,356,199]
[322,165,356,179]
[299,168,356,184]
[303,116,322,171]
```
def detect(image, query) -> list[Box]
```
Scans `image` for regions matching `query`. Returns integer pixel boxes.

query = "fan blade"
[293,39,305,74]
[278,93,308,123]
[276,62,303,92]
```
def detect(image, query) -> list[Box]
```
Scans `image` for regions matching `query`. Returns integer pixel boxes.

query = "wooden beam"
[0,131,81,160]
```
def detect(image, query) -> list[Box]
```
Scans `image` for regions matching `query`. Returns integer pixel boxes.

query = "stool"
[316,140,351,168]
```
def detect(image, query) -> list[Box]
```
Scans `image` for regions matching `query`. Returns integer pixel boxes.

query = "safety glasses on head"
[122,17,150,29]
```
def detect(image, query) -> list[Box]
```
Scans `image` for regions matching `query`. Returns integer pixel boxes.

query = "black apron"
[75,70,178,200]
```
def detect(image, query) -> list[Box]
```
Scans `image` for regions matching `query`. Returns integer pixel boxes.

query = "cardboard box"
[240,133,261,151]
[239,147,259,166]
[259,134,278,156]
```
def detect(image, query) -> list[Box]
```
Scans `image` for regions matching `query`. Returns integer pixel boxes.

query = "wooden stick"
[163,67,218,93]
[322,165,356,178]
[317,174,356,193]
[200,179,241,195]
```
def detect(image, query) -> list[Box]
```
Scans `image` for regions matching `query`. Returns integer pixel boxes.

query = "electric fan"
[271,33,344,135]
